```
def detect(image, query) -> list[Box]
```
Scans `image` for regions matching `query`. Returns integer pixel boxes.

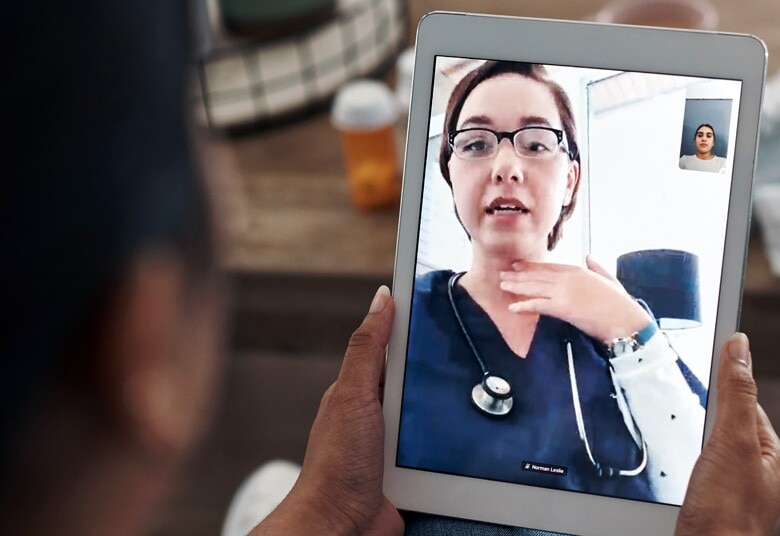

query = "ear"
[96,251,221,460]
[563,159,580,207]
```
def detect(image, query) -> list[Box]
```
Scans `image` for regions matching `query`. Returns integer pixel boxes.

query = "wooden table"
[199,0,780,374]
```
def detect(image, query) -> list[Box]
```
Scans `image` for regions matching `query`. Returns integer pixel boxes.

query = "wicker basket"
[193,0,406,129]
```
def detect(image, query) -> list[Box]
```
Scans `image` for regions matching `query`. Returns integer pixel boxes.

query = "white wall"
[587,74,742,385]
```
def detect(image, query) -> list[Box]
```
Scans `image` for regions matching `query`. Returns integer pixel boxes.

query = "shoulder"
[408,270,456,359]
[679,155,691,168]
[414,269,455,295]
[410,269,455,328]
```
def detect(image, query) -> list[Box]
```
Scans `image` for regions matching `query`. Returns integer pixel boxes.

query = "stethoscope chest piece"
[471,373,513,416]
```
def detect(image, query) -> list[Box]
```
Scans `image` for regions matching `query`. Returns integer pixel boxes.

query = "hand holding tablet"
[382,12,769,535]
[676,333,780,536]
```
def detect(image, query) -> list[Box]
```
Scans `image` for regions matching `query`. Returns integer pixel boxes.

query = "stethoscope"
[446,271,648,477]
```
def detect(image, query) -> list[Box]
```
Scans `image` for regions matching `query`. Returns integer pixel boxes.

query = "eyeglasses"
[449,127,576,161]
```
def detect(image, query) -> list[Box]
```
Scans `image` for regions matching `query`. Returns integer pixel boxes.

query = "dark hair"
[2,0,214,460]
[438,61,581,250]
[695,123,716,141]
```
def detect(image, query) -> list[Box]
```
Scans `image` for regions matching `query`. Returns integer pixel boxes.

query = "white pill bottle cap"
[331,79,399,131]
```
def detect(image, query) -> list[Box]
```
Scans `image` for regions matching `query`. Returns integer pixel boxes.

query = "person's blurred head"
[438,61,580,256]
[3,1,224,534]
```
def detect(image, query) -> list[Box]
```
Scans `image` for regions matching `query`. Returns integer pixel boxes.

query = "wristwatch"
[605,320,659,358]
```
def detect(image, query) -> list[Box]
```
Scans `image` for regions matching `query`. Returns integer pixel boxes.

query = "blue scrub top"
[397,270,654,501]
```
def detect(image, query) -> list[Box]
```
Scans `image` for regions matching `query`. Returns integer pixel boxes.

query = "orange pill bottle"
[332,80,400,210]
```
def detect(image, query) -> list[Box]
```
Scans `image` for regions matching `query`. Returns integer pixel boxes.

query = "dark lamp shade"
[616,249,702,329]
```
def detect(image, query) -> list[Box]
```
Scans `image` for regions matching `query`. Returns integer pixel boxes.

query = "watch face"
[610,337,637,357]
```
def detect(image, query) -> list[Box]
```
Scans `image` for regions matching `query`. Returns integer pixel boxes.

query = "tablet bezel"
[383,12,766,536]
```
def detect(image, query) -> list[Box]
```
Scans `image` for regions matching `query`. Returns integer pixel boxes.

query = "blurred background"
[152,0,780,534]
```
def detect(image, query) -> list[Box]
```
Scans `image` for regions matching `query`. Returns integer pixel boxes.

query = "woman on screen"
[397,61,705,504]
[679,123,727,172]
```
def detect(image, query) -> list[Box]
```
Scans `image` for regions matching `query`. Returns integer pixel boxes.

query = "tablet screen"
[396,56,742,507]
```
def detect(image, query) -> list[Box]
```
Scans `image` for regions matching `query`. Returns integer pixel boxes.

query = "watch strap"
[606,319,659,358]
[635,319,659,347]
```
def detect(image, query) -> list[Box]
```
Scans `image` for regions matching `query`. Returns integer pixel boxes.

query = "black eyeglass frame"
[448,126,578,161]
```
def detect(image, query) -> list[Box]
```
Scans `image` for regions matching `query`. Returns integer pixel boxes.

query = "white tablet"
[383,12,766,535]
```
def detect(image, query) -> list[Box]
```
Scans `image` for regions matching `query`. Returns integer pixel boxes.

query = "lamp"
[616,249,701,329]
[616,249,707,406]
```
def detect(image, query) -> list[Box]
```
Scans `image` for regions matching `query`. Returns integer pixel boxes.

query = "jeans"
[402,512,570,536]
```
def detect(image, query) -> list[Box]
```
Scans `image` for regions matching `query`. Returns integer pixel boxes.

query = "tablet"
[383,12,766,535]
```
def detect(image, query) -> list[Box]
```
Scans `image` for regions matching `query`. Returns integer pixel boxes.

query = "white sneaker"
[221,459,302,536]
